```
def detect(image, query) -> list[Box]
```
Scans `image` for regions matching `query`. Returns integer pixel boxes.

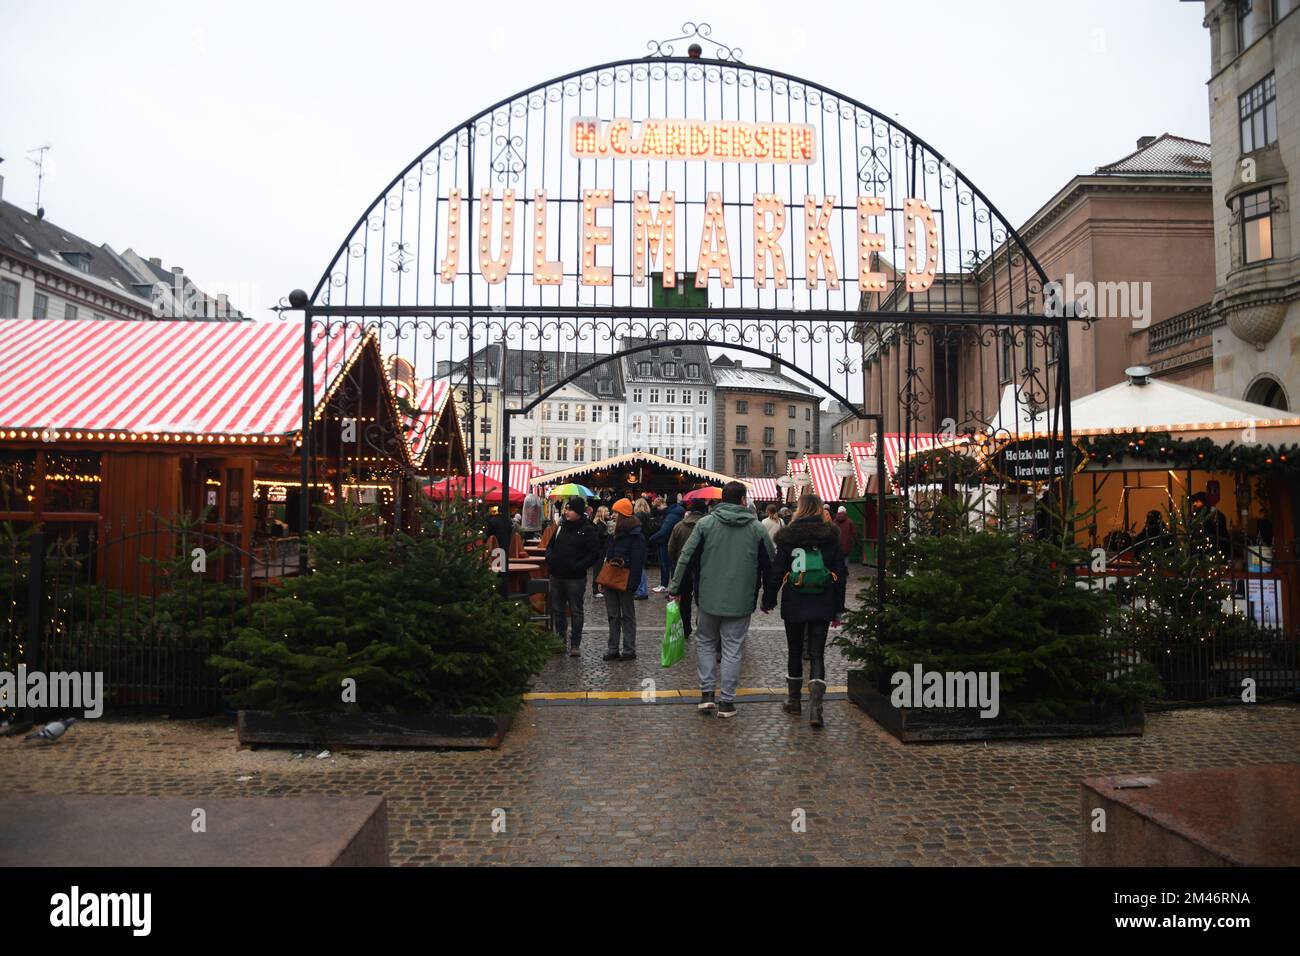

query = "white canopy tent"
[990,373,1300,446]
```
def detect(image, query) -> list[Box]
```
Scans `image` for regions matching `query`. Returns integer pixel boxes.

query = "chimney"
[216,293,229,317]
[1136,135,1157,149]
[172,266,184,276]
[1125,365,1152,386]
[770,355,780,372]
[148,257,162,268]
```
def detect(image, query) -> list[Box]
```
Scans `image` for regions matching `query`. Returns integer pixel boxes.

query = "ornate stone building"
[1198,0,1298,410]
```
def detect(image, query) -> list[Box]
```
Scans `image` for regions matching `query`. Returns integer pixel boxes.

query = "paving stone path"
[5,564,1298,865]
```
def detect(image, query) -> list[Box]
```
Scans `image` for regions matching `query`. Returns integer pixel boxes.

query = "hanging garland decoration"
[896,431,1300,488]
[1080,431,1300,476]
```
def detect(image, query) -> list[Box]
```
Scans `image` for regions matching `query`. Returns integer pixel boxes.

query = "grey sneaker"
[717,701,738,719]
[697,692,717,714]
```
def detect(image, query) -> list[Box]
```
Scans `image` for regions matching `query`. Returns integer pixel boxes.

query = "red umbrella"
[424,474,524,504]
[682,486,723,502]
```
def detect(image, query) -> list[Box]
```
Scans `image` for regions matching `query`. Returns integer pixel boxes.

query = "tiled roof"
[621,338,715,385]
[0,200,150,305]
[1095,134,1211,178]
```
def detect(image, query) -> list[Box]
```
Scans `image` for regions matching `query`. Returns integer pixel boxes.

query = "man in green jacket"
[668,481,775,718]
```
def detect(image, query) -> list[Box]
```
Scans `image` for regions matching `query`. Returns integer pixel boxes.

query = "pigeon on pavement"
[24,717,79,743]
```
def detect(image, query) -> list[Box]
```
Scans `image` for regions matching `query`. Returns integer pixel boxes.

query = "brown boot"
[782,676,802,716]
[809,678,826,728]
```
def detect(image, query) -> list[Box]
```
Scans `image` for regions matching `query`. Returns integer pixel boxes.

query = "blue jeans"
[695,611,751,703]
[657,543,671,586]
[636,568,648,598]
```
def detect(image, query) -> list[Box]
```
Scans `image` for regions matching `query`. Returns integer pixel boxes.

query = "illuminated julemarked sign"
[438,117,942,296]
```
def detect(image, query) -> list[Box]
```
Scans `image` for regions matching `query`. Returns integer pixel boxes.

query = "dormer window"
[61,251,93,273]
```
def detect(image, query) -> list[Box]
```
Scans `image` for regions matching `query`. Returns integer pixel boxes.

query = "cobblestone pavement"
[6,566,1299,866]
[6,703,1299,865]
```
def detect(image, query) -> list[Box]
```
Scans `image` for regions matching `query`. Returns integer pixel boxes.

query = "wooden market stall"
[0,319,465,592]
[532,451,740,500]
[895,375,1300,636]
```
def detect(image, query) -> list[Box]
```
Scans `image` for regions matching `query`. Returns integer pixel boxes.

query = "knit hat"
[612,498,634,516]
[837,506,848,514]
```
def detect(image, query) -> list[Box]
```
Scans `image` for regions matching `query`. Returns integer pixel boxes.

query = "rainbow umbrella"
[682,486,723,502]
[546,482,598,500]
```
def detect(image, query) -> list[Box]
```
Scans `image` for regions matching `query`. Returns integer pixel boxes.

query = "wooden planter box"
[237,710,514,749]
[847,670,1144,743]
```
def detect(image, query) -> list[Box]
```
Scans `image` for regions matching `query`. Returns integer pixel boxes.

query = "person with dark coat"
[1133,509,1168,559]
[545,497,603,657]
[648,497,685,592]
[762,493,848,729]
[832,506,857,559]
[602,498,647,660]
[667,500,707,639]
[484,509,514,554]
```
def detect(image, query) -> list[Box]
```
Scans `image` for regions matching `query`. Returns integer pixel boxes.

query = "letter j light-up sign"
[436,118,942,295]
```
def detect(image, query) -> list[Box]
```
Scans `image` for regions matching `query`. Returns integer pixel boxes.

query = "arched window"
[1245,375,1288,411]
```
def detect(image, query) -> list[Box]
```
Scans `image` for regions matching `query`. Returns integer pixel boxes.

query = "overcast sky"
[0,0,1210,316]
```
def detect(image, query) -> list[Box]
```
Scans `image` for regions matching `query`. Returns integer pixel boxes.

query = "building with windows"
[438,345,625,467]
[711,356,821,478]
[0,182,244,323]
[859,133,1216,433]
[1198,0,1298,409]
[621,332,715,470]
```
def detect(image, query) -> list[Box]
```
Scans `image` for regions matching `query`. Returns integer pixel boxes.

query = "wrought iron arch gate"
[289,29,1077,580]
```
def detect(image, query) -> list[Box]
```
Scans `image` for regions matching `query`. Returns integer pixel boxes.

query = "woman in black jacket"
[761,493,848,728]
[602,499,648,661]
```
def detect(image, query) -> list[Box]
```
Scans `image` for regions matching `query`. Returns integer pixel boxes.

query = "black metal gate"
[287,27,1074,576]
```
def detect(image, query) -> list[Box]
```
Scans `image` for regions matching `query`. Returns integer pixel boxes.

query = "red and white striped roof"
[789,453,845,502]
[807,454,846,502]
[745,477,780,501]
[398,377,451,464]
[475,460,544,491]
[848,434,945,492]
[0,318,367,437]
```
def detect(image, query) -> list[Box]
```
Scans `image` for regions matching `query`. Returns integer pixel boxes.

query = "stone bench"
[1080,764,1300,866]
[0,795,388,866]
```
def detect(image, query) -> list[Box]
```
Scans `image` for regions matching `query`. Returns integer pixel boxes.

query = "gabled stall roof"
[532,451,738,488]
[990,380,1300,439]
[0,317,370,440]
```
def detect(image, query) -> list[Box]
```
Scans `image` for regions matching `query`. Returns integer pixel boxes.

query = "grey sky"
[0,0,1210,316]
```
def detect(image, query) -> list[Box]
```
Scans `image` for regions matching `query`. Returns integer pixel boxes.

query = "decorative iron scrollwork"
[646,22,742,62]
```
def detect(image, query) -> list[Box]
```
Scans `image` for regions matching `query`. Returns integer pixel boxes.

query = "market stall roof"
[0,317,373,440]
[789,453,848,502]
[399,377,453,464]
[847,434,946,494]
[991,378,1300,440]
[745,477,780,501]
[475,460,545,492]
[532,451,739,488]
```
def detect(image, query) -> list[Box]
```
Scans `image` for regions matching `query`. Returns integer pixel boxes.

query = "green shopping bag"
[661,600,686,668]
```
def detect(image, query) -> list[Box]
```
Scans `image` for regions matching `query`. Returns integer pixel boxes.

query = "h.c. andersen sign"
[434,118,941,297]
[987,438,1087,485]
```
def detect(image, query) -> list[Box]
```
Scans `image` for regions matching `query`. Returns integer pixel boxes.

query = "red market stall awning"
[475,460,544,491]
[0,318,369,439]
[745,477,780,501]
[792,453,847,502]
[848,434,945,493]
[424,473,524,504]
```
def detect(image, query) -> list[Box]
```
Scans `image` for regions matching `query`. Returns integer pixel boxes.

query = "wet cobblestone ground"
[5,566,1299,866]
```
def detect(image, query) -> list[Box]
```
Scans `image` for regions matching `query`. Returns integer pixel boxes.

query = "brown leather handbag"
[596,558,630,592]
